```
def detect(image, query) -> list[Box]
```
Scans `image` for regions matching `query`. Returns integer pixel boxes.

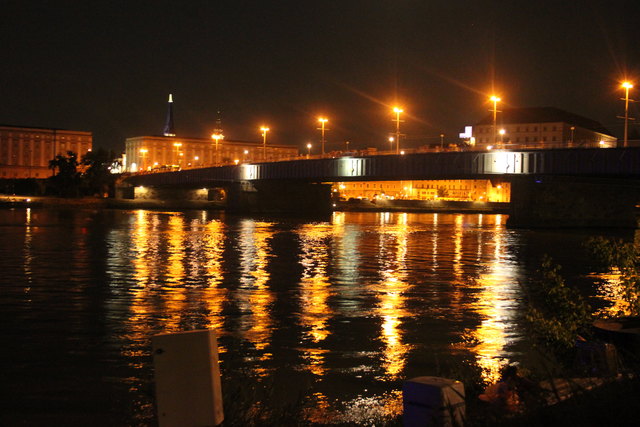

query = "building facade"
[335,179,510,202]
[0,125,93,179]
[472,107,617,150]
[124,135,299,172]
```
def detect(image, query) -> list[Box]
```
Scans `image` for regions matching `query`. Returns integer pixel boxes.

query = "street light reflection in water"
[124,211,523,421]
[4,209,542,424]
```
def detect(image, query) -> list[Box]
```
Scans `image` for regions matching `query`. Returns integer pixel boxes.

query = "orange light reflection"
[202,219,228,337]
[467,216,520,383]
[236,219,275,373]
[297,223,336,376]
[374,213,412,379]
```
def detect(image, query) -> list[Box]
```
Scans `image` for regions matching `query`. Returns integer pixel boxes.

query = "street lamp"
[622,81,634,148]
[393,107,403,154]
[306,143,312,158]
[440,133,444,150]
[490,95,501,146]
[139,148,148,171]
[499,129,505,146]
[260,126,269,160]
[211,133,224,165]
[570,126,575,146]
[388,136,395,153]
[317,118,328,155]
[173,142,182,167]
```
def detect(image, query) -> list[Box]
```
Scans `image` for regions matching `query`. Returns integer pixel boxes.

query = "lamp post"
[499,129,505,146]
[260,126,269,161]
[393,107,403,154]
[570,126,575,146]
[440,133,444,150]
[622,81,634,148]
[211,133,223,165]
[306,143,312,158]
[317,118,328,156]
[345,140,350,151]
[388,136,395,153]
[139,148,148,171]
[173,142,182,167]
[490,95,501,146]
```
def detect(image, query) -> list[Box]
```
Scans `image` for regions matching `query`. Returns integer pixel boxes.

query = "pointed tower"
[163,94,176,137]
[213,110,223,137]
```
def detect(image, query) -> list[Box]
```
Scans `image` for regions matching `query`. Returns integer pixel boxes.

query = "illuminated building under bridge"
[334,180,510,203]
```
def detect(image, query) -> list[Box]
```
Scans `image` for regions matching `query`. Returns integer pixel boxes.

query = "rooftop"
[475,107,612,136]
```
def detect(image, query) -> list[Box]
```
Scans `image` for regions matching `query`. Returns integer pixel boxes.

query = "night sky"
[1,1,639,153]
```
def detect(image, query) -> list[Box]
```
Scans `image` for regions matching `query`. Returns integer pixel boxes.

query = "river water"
[0,208,629,425]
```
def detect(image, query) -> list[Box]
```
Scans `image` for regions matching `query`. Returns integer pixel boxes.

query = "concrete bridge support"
[508,175,640,228]
[225,181,332,214]
[114,185,219,209]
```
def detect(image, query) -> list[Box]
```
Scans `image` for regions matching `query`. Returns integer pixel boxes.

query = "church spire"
[163,94,176,137]
[213,110,223,137]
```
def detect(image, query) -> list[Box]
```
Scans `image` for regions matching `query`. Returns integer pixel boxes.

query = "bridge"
[119,148,640,227]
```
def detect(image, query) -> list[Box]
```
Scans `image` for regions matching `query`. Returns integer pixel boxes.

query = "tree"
[81,148,119,197]
[524,256,592,357]
[48,151,81,197]
[587,236,640,317]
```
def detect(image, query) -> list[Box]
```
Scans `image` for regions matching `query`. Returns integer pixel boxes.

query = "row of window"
[478,125,559,133]
[478,136,559,144]
[1,171,44,177]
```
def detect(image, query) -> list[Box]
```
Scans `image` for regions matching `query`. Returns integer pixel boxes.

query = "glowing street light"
[622,81,634,148]
[393,107,404,154]
[499,128,506,146]
[317,118,328,155]
[139,148,148,171]
[388,136,395,153]
[211,133,224,164]
[173,142,182,166]
[569,126,576,146]
[490,95,501,146]
[306,142,312,158]
[260,126,269,160]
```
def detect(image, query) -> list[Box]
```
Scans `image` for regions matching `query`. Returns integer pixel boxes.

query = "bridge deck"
[124,147,640,187]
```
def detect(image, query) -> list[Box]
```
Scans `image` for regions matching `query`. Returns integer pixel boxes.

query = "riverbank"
[1,195,509,214]
[0,195,224,210]
[336,198,510,214]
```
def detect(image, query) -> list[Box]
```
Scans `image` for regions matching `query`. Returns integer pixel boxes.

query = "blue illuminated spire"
[163,94,176,136]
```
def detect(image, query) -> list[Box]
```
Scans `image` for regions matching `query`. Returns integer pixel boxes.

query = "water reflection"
[1,209,545,425]
[202,220,227,333]
[467,215,521,383]
[236,220,275,373]
[374,212,412,379]
[297,223,335,377]
[23,208,33,292]
[166,214,186,286]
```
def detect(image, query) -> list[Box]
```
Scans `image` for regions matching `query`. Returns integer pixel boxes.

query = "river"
[0,208,629,425]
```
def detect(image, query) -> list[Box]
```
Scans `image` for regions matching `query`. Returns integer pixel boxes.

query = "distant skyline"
[1,1,638,152]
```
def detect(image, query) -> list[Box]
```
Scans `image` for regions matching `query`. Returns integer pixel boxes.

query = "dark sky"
[1,1,639,153]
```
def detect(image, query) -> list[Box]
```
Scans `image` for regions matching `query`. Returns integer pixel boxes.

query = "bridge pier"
[114,185,220,209]
[508,175,640,228]
[225,181,332,214]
